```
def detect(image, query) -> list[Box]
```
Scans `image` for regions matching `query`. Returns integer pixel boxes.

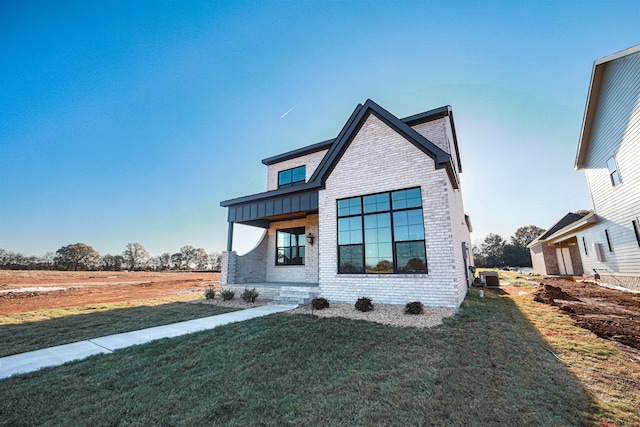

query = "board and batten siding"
[579,50,640,278]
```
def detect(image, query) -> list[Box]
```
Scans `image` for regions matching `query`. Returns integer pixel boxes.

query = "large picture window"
[276,227,305,265]
[278,166,306,188]
[337,188,427,274]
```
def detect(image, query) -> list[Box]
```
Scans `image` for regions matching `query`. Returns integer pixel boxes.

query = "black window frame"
[278,166,306,188]
[337,188,427,275]
[605,229,613,252]
[275,227,306,266]
[582,236,588,255]
[632,219,640,248]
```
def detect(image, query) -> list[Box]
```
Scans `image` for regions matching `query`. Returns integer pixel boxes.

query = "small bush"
[405,301,424,315]
[205,285,216,300]
[355,297,373,312]
[220,289,235,301]
[241,287,260,303]
[311,297,330,310]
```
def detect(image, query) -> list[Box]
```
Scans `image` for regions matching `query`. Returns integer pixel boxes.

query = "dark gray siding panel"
[225,190,319,223]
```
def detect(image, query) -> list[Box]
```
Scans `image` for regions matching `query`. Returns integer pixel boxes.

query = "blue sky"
[1,1,639,257]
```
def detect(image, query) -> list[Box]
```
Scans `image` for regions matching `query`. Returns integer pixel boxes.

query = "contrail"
[280,104,297,119]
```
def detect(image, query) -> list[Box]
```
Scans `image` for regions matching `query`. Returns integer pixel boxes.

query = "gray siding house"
[529,45,640,290]
[220,100,473,307]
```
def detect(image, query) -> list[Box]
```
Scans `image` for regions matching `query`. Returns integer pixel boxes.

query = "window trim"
[607,155,621,186]
[275,227,306,266]
[582,236,588,255]
[277,165,306,188]
[336,188,427,275]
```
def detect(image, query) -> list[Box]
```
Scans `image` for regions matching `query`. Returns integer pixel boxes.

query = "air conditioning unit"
[592,243,604,262]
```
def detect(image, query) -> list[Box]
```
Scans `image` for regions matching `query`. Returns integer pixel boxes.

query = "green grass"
[0,298,239,357]
[0,289,598,426]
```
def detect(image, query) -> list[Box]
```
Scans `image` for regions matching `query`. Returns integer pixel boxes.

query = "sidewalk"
[0,304,297,380]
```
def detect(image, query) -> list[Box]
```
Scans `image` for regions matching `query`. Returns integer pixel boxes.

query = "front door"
[556,247,574,275]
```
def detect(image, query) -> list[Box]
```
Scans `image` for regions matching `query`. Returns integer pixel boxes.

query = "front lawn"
[0,297,239,357]
[0,289,610,426]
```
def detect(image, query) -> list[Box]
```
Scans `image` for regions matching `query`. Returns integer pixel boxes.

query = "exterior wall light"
[306,233,315,245]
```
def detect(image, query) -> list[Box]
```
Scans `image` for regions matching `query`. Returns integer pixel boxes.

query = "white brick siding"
[265,215,319,284]
[318,114,465,307]
[266,150,329,191]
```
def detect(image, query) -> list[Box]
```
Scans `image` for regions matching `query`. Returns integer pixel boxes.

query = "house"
[529,45,640,290]
[220,99,474,307]
[528,211,596,276]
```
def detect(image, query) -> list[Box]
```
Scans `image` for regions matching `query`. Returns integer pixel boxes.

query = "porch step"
[269,288,319,307]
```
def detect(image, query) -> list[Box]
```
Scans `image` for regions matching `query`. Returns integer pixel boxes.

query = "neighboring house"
[529,45,640,290]
[220,99,474,307]
[528,211,596,276]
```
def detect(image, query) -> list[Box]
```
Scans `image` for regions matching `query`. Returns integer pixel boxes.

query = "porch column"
[226,222,234,252]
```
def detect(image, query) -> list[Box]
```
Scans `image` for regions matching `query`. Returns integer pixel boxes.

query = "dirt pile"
[533,279,640,350]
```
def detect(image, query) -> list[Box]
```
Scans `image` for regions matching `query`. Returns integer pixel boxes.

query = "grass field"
[3,286,638,426]
[0,296,238,357]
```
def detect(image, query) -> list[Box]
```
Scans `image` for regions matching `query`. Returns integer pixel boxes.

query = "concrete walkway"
[0,304,297,380]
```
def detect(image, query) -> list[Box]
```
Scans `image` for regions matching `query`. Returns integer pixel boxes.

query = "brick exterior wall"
[411,118,449,152]
[221,230,268,285]
[265,215,319,284]
[266,150,329,191]
[317,113,465,307]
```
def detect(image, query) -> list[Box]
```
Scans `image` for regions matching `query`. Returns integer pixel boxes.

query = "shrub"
[220,289,235,301]
[311,297,330,310]
[205,285,216,300]
[355,297,373,312]
[405,301,424,315]
[241,287,260,303]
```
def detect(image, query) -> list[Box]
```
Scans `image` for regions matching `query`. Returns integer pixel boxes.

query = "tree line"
[473,225,545,268]
[0,243,222,272]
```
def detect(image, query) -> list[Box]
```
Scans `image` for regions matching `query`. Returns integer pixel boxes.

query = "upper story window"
[278,166,306,188]
[607,156,621,186]
[276,227,305,265]
[337,188,427,274]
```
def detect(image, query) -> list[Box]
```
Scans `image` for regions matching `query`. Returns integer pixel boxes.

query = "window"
[276,227,305,265]
[278,166,306,188]
[337,188,427,274]
[582,236,588,255]
[605,229,613,252]
[607,156,621,186]
[632,220,640,248]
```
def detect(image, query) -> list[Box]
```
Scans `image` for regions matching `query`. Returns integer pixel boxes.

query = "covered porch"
[220,186,321,289]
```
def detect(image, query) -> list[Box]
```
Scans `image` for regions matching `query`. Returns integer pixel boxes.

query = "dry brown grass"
[503,283,640,426]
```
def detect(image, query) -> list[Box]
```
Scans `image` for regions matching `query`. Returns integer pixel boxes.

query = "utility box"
[479,271,500,287]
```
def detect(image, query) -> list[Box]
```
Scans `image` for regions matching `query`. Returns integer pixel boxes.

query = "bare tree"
[156,253,171,271]
[180,245,197,270]
[123,242,150,271]
[208,252,222,271]
[194,248,208,270]
[101,254,124,271]
[171,252,184,270]
[54,243,100,271]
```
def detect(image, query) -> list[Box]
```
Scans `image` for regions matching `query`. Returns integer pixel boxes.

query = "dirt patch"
[533,278,640,350]
[0,271,219,315]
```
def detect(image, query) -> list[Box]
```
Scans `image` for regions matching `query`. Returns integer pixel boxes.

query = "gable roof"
[262,138,335,166]
[575,44,640,169]
[528,211,597,247]
[221,99,459,208]
[309,99,458,189]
